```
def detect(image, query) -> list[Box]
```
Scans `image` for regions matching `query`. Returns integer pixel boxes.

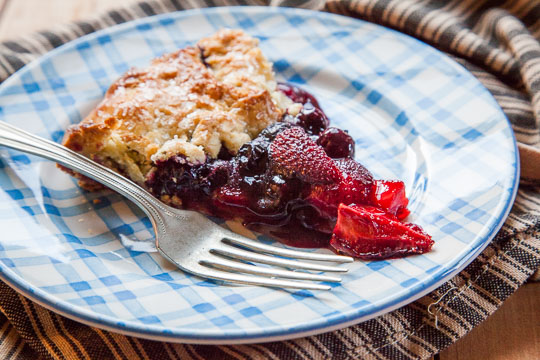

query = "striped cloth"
[0,0,539,359]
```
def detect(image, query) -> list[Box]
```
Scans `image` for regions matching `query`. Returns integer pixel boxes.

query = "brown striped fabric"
[0,0,539,359]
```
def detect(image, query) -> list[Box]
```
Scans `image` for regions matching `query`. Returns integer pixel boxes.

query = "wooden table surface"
[0,1,538,359]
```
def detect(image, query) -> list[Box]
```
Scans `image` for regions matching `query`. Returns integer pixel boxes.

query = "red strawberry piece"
[305,158,375,217]
[304,183,341,218]
[215,185,248,206]
[330,204,433,259]
[372,180,410,220]
[335,158,374,205]
[269,126,342,184]
[212,184,252,219]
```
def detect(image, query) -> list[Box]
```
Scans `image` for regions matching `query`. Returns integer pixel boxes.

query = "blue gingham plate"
[0,7,518,343]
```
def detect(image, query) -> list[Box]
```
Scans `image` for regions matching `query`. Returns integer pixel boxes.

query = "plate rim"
[0,6,520,344]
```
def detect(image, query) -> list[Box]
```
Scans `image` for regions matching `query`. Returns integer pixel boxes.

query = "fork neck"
[0,121,169,225]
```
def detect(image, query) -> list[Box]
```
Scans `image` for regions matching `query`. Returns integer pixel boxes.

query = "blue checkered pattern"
[0,7,518,343]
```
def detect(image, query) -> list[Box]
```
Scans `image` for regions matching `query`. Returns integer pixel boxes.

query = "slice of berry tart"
[61,29,433,260]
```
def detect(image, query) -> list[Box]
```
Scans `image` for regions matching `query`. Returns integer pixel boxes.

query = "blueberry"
[316,127,355,158]
[237,140,270,175]
[217,146,234,160]
[203,160,230,190]
[259,122,291,141]
[294,103,329,135]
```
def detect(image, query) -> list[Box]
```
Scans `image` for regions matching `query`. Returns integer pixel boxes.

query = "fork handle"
[0,121,169,224]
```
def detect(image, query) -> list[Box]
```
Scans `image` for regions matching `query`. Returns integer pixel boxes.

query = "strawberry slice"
[330,204,433,259]
[372,180,410,220]
[212,184,252,218]
[336,158,374,205]
[306,158,375,217]
[269,127,341,184]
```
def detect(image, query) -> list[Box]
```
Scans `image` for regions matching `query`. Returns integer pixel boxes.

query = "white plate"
[0,7,518,343]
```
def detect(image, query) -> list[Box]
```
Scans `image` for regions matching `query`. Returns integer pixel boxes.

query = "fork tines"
[197,235,353,291]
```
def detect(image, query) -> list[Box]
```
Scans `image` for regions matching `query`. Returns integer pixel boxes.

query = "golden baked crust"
[62,29,292,187]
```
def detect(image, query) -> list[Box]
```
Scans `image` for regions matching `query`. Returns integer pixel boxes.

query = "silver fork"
[0,121,353,290]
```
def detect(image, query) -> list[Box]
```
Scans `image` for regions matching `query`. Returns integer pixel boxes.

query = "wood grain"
[0,0,137,41]
[0,1,539,359]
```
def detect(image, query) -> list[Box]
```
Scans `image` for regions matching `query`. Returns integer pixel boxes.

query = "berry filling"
[145,83,433,259]
[331,205,433,259]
